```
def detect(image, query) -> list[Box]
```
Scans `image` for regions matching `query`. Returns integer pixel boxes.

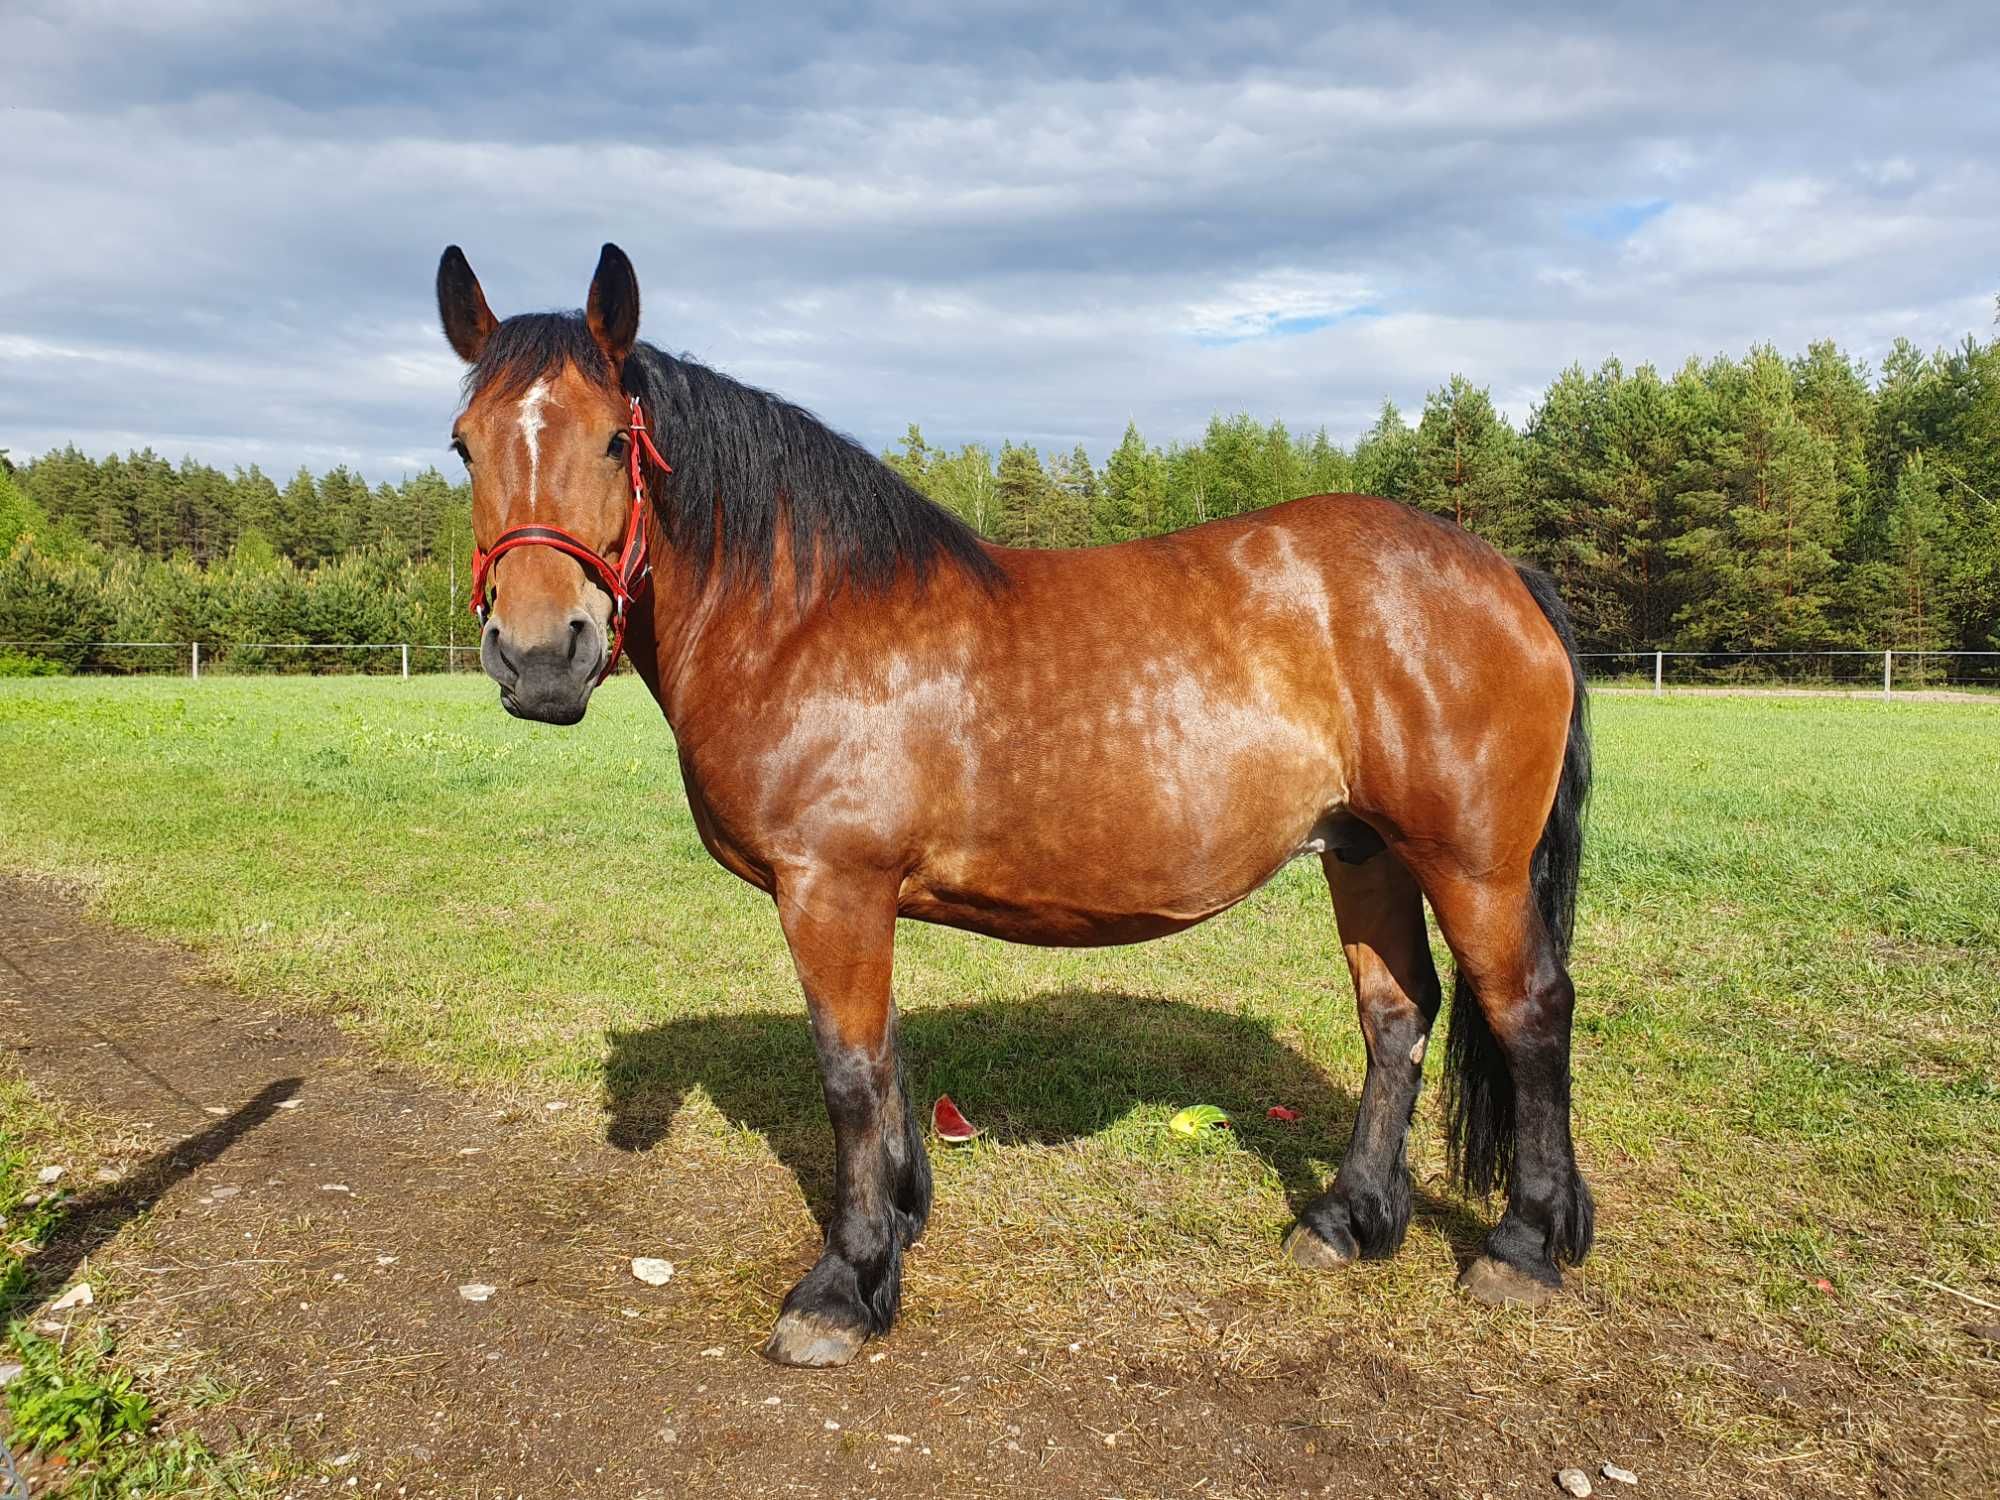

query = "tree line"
[882,333,1999,657]
[0,458,474,672]
[3,323,1996,673]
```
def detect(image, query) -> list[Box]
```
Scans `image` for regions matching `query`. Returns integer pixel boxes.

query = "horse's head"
[437,243,646,725]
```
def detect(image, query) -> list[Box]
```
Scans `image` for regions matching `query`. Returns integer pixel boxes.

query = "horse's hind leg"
[1285,848,1441,1267]
[761,868,932,1368]
[1420,867,1593,1304]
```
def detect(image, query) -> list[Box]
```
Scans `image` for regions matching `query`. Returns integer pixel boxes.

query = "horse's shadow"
[602,989,1487,1251]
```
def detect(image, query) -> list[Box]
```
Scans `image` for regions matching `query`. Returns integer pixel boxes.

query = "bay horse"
[436,243,1594,1368]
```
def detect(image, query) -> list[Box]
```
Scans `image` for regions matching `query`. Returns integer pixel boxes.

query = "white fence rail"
[4,641,1997,697]
[1578,650,2000,699]
[0,640,484,678]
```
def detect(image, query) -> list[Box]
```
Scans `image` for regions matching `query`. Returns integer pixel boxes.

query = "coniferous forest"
[3,327,1996,673]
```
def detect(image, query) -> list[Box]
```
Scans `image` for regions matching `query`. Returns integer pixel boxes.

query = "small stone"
[543,1101,568,1112]
[457,1283,498,1303]
[1601,1464,1638,1486]
[320,1183,351,1194]
[377,1255,399,1266]
[630,1257,675,1286]
[203,1106,228,1116]
[331,1452,357,1468]
[51,1282,94,1311]
[36,1166,63,1185]
[1967,1323,2000,1347]
[700,1346,725,1358]
[620,1308,640,1318]
[275,1099,303,1109]
[1557,1469,1593,1498]
[885,1434,912,1446]
[764,1396,781,1406]
[823,1420,840,1431]
[210,1185,241,1199]
[0,1362,23,1387]
[660,1428,678,1445]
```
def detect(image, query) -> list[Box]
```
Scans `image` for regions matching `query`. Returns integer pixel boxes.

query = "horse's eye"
[451,437,472,466]
[607,433,630,461]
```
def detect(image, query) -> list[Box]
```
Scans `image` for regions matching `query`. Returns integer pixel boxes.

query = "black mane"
[465,312,1003,599]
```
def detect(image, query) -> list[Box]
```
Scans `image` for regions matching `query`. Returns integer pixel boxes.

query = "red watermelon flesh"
[932,1094,979,1143]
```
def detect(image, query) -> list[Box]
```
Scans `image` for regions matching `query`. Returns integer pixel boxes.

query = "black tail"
[1443,564,1592,1200]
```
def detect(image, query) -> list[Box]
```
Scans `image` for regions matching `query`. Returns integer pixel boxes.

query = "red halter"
[468,394,669,684]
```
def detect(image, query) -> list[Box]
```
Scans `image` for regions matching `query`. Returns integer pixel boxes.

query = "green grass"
[1,1079,280,1498]
[1,676,1997,1485]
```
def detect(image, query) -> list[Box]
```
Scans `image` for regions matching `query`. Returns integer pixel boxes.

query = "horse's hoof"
[1458,1254,1558,1307]
[1283,1221,1357,1269]
[760,1310,869,1368]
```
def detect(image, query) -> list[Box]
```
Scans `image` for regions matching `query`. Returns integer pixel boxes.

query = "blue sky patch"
[1568,199,1672,242]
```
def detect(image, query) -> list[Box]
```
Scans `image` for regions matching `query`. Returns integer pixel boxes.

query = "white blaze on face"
[516,379,555,513]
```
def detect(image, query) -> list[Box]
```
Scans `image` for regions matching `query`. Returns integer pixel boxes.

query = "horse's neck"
[634,549,815,737]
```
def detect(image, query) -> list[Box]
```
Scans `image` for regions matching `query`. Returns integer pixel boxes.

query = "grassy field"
[2,676,1997,1491]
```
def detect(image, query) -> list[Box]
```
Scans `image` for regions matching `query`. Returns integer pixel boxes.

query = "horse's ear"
[437,246,499,364]
[587,243,641,367]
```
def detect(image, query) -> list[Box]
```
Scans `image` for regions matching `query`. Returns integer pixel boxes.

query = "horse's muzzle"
[481,612,604,725]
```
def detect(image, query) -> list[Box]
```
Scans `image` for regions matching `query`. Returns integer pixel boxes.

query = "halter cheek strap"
[468,394,670,685]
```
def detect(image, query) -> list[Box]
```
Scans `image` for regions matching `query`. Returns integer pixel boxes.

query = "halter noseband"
[468,394,670,685]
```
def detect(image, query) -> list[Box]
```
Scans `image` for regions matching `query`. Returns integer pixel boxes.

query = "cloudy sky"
[4,1,1996,482]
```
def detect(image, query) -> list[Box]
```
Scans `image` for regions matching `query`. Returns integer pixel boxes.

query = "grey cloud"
[1,2,1996,479]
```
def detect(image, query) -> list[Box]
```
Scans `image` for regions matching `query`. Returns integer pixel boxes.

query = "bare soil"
[2,876,1988,1498]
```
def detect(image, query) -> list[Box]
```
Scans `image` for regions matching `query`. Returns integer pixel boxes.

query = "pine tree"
[1523,360,1683,650]
[1352,400,1418,500]
[1409,376,1525,548]
[1297,427,1353,498]
[1884,453,1951,658]
[1099,422,1166,542]
[1042,443,1097,547]
[883,424,931,490]
[1199,414,1266,517]
[994,443,1055,547]
[1669,348,1842,651]
[276,468,318,563]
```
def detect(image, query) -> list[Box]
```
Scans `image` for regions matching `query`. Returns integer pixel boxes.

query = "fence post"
[191,641,200,681]
[1882,649,1892,701]
[1653,651,1663,697]
[401,643,410,679]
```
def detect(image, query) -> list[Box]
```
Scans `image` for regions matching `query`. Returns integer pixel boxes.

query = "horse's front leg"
[762,869,931,1368]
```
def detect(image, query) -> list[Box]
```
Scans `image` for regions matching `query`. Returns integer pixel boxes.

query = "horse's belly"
[898,888,1210,946]
[899,807,1330,947]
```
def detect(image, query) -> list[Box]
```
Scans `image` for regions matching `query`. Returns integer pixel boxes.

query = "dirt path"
[1,876,1968,1498]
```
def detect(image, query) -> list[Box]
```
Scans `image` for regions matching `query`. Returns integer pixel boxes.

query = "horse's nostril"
[566,613,593,666]
[488,627,521,679]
